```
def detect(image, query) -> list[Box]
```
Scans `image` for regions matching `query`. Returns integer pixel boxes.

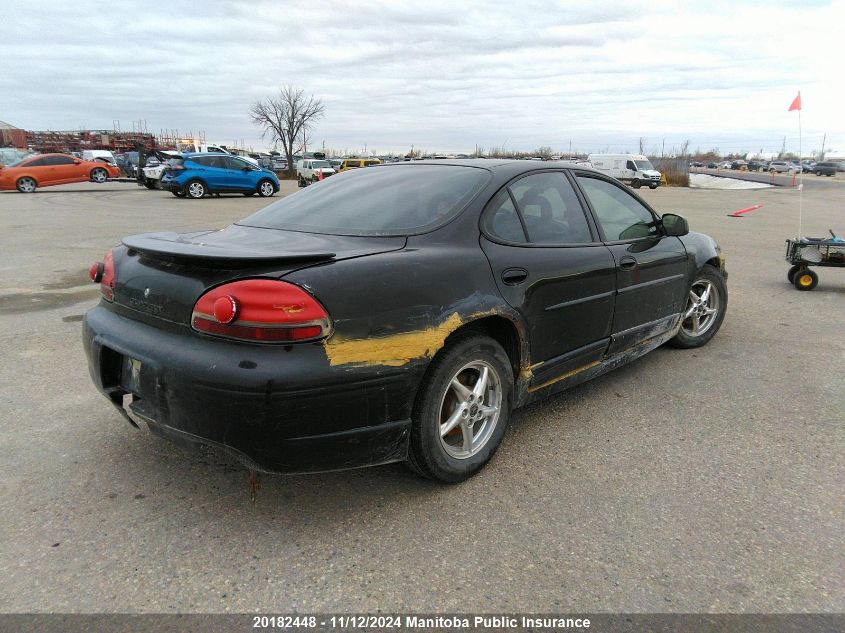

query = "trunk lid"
[112,224,405,325]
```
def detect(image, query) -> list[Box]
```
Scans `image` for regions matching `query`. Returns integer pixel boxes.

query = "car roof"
[380,158,601,175]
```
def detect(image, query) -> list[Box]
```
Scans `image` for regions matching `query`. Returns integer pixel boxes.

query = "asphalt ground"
[0,179,842,613]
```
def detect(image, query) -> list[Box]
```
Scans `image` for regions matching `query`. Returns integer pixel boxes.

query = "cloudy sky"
[2,0,842,156]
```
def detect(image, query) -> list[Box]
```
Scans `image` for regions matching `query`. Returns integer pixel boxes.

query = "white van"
[587,153,661,189]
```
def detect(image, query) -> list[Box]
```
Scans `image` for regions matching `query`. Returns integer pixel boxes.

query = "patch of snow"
[689,174,773,190]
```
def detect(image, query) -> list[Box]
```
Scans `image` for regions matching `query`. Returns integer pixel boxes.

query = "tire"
[649,184,658,189]
[298,176,306,188]
[185,180,206,199]
[257,179,275,197]
[668,265,728,349]
[794,268,818,291]
[144,178,156,190]
[15,176,37,193]
[90,167,108,183]
[631,179,641,189]
[407,332,513,483]
[787,265,802,284]
[815,171,821,176]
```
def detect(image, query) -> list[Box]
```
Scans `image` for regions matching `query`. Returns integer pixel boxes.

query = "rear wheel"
[16,177,37,193]
[787,265,802,284]
[298,176,306,187]
[408,333,513,483]
[257,179,275,197]
[90,167,108,183]
[794,269,818,291]
[631,179,641,189]
[668,265,727,349]
[186,180,206,199]
[143,178,156,190]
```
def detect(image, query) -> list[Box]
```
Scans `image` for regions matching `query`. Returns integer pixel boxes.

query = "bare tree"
[638,137,647,154]
[250,86,325,175]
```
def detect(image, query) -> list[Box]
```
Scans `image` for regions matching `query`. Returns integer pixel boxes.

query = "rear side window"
[576,175,658,241]
[241,165,490,236]
[26,157,50,167]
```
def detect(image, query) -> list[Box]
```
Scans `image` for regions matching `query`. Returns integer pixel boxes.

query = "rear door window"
[508,172,593,244]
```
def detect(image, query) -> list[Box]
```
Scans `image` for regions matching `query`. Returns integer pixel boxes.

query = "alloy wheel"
[681,279,720,337]
[259,181,274,196]
[438,360,502,459]
[188,182,205,198]
[91,169,108,183]
[17,177,36,193]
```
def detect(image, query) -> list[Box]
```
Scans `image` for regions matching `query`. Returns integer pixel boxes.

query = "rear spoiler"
[122,231,335,267]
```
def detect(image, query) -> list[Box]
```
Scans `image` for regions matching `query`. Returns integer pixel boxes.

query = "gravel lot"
[0,179,842,613]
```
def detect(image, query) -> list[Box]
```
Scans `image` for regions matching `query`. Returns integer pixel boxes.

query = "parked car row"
[692,159,839,176]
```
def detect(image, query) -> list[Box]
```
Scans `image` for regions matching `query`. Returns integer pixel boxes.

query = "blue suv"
[161,153,280,199]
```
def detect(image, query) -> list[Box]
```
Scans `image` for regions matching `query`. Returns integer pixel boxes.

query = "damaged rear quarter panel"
[284,240,523,376]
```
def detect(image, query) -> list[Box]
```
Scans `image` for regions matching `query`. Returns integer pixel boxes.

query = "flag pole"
[798,105,803,237]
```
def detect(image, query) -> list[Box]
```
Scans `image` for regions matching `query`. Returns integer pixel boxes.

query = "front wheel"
[668,265,727,349]
[787,265,802,284]
[257,179,275,197]
[649,183,658,189]
[185,180,206,199]
[408,333,513,483]
[16,176,37,193]
[794,268,818,291]
[90,167,108,183]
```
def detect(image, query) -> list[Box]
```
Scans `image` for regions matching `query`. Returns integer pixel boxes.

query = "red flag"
[788,91,801,111]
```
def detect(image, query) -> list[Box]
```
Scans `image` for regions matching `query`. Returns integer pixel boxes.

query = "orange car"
[0,153,121,192]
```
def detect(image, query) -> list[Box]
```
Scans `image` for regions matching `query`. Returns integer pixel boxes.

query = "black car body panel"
[83,160,726,473]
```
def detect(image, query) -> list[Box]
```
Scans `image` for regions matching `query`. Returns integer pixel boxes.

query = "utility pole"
[661,138,665,158]
[820,133,826,159]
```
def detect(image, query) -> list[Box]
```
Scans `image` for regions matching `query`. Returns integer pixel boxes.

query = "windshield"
[311,160,331,168]
[634,160,654,170]
[240,165,490,236]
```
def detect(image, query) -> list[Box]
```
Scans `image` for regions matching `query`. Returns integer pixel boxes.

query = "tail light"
[192,279,331,343]
[89,249,115,301]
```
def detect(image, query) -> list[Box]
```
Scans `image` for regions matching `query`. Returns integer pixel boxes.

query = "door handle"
[501,267,528,285]
[619,256,638,271]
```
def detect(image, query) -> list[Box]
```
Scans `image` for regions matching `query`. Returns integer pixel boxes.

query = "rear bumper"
[83,305,417,473]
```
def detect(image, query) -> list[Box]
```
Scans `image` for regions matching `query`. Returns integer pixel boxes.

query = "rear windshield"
[239,165,490,236]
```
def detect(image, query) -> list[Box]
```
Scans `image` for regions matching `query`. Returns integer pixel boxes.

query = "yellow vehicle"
[338,158,381,172]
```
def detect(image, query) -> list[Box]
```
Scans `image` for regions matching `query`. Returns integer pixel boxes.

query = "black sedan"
[83,160,728,482]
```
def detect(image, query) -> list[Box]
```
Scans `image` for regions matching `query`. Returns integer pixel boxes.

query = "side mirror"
[73,159,82,164]
[662,213,689,237]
